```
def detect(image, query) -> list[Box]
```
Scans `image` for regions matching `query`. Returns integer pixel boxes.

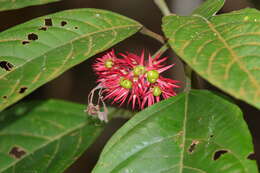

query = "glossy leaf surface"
[0,99,133,173]
[93,90,257,173]
[192,0,225,18]
[163,8,260,109]
[0,0,60,11]
[0,8,142,111]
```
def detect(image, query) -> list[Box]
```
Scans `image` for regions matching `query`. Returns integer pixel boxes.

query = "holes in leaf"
[2,96,7,99]
[61,21,67,26]
[45,18,53,26]
[188,140,199,153]
[0,61,14,71]
[39,26,47,31]
[210,134,214,138]
[22,40,30,45]
[19,87,28,94]
[213,150,228,160]
[9,146,26,159]
[74,26,78,29]
[28,33,38,41]
[247,153,256,160]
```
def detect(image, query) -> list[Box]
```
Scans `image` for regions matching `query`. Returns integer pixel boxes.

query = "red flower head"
[88,49,180,121]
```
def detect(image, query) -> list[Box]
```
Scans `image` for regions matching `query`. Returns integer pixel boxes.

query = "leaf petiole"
[152,43,169,58]
[139,27,165,44]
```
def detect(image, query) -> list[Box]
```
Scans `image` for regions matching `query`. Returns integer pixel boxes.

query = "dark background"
[0,0,259,172]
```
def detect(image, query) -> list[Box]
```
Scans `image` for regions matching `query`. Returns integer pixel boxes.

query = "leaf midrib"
[196,15,260,89]
[101,95,186,156]
[179,92,188,173]
[92,95,186,173]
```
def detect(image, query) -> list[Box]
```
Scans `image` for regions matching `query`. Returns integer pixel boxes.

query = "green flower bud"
[120,78,132,89]
[133,65,145,76]
[105,59,114,68]
[147,70,159,83]
[153,86,162,96]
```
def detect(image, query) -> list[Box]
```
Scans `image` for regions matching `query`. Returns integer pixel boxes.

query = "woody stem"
[154,0,171,16]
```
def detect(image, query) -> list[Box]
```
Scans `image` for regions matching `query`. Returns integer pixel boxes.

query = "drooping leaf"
[0,0,60,12]
[0,9,142,111]
[0,99,133,173]
[163,8,260,109]
[192,0,225,18]
[92,90,257,173]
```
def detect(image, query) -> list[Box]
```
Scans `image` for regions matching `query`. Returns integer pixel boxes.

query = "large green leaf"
[93,90,257,173]
[0,0,60,11]
[0,9,142,111]
[0,99,132,173]
[192,0,225,18]
[163,8,260,109]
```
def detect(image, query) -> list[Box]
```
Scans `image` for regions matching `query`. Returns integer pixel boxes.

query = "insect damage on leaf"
[39,26,47,31]
[213,149,228,160]
[188,140,199,153]
[247,153,257,160]
[19,87,28,94]
[61,21,67,26]
[9,146,26,159]
[0,61,14,71]
[28,33,38,41]
[45,18,53,26]
[22,40,30,45]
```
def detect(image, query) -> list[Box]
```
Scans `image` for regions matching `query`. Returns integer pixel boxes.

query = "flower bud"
[153,86,162,96]
[147,70,159,83]
[105,59,114,68]
[133,65,145,76]
[120,78,133,89]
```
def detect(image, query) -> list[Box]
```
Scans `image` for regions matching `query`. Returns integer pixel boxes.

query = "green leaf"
[0,99,102,173]
[0,9,142,111]
[0,99,131,173]
[93,90,257,173]
[0,0,60,12]
[163,8,260,109]
[192,0,225,18]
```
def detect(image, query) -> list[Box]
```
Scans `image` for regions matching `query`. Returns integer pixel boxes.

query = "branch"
[154,0,171,16]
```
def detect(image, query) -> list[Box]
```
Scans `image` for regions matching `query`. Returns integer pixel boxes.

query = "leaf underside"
[0,8,142,111]
[163,8,260,109]
[93,90,257,173]
[0,0,61,11]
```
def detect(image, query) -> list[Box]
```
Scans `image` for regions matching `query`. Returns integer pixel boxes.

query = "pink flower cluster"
[93,50,180,109]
